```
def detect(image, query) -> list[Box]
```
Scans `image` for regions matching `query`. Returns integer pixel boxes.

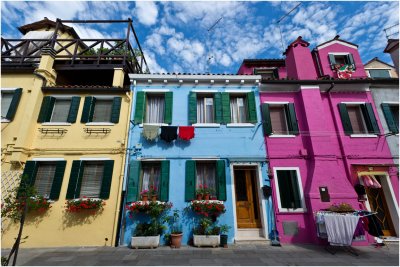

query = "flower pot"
[203,194,210,200]
[170,233,183,248]
[196,194,203,200]
[193,235,220,248]
[151,195,157,201]
[131,235,160,249]
[141,195,148,201]
[220,234,228,248]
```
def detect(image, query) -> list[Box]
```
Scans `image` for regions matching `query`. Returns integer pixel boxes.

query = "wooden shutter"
[347,54,356,70]
[159,161,170,202]
[99,160,114,199]
[221,92,231,124]
[216,160,227,201]
[188,92,197,125]
[67,96,81,123]
[110,97,122,123]
[185,160,196,201]
[363,103,380,134]
[214,92,223,123]
[328,54,336,70]
[289,170,301,209]
[382,103,399,133]
[49,161,66,200]
[66,160,83,199]
[338,103,353,135]
[17,161,38,198]
[81,96,95,123]
[286,103,299,135]
[6,88,22,121]
[134,91,145,124]
[261,103,272,136]
[127,160,141,202]
[247,91,257,123]
[277,170,291,209]
[164,92,173,124]
[37,96,55,123]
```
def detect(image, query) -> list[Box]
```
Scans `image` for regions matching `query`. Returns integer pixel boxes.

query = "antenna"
[276,2,302,53]
[206,17,223,74]
[383,23,399,39]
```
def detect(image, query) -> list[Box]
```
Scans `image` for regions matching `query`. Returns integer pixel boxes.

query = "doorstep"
[235,228,267,243]
[384,236,399,242]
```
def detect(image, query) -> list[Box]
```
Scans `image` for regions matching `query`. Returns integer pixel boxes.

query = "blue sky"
[1,1,399,74]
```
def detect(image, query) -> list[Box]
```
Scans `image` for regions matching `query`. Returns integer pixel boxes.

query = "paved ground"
[2,242,399,266]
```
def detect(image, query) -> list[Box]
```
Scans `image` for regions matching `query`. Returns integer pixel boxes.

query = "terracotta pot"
[141,195,148,201]
[196,194,203,201]
[170,233,183,248]
[203,194,210,200]
[151,195,157,201]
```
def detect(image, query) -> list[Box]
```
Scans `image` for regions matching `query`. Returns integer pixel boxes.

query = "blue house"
[119,74,273,246]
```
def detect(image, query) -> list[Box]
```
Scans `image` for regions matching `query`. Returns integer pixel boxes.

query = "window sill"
[42,122,72,126]
[139,123,168,128]
[226,123,255,128]
[269,134,296,138]
[85,122,115,126]
[192,123,220,128]
[1,119,10,123]
[277,208,307,213]
[350,134,378,138]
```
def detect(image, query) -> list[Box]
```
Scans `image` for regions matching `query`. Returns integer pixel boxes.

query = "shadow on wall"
[140,136,191,151]
[61,209,104,229]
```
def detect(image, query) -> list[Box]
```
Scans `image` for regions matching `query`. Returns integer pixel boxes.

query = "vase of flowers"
[140,189,149,201]
[149,185,158,201]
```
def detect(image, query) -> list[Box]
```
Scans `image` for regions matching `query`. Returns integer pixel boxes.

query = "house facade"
[120,74,273,245]
[238,36,399,245]
[1,18,148,248]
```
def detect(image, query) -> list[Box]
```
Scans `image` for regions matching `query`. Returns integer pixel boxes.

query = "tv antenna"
[206,17,223,74]
[276,2,302,53]
[384,23,399,39]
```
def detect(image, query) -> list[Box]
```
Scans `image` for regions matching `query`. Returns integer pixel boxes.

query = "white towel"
[324,214,360,246]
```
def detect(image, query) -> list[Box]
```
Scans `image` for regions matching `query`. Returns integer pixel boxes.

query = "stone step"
[235,228,266,241]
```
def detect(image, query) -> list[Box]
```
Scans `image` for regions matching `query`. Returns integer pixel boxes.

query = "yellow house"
[1,18,148,248]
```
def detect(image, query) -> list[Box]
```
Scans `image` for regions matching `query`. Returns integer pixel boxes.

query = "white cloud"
[135,1,158,26]
[143,50,167,74]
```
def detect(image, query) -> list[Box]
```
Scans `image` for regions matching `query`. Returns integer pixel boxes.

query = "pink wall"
[285,44,318,80]
[237,62,287,78]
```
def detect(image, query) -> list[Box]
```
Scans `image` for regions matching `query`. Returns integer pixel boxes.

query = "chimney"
[284,36,318,80]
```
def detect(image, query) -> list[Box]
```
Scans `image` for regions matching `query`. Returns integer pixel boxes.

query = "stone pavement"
[2,242,398,266]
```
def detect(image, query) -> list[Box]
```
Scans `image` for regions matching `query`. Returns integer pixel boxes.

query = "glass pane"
[196,162,216,194]
[34,162,57,198]
[205,98,214,123]
[334,55,347,65]
[237,97,247,123]
[230,97,247,123]
[390,105,399,128]
[92,100,113,122]
[270,106,288,134]
[369,70,391,78]
[197,98,205,123]
[141,163,161,195]
[145,95,165,123]
[234,170,247,201]
[51,99,71,122]
[347,105,367,134]
[80,161,104,198]
[1,93,13,118]
[277,170,301,209]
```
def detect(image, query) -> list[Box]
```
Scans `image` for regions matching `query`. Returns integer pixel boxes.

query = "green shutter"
[382,103,399,134]
[328,54,336,70]
[127,160,141,202]
[134,91,145,124]
[188,92,197,124]
[214,92,223,123]
[159,161,170,202]
[18,161,38,198]
[277,171,291,209]
[221,92,231,124]
[338,103,353,135]
[261,103,272,136]
[37,96,55,123]
[67,97,81,123]
[185,160,196,201]
[81,96,95,123]
[110,97,122,123]
[364,103,380,134]
[289,170,301,209]
[286,103,299,135]
[66,160,83,199]
[100,160,114,199]
[347,54,356,70]
[164,92,173,124]
[6,88,22,121]
[247,92,257,123]
[49,161,66,200]
[216,160,227,201]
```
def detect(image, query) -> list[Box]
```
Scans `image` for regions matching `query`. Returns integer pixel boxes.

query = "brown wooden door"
[234,169,261,228]
[365,176,396,236]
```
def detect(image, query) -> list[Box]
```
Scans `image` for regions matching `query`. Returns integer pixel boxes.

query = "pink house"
[238,36,399,245]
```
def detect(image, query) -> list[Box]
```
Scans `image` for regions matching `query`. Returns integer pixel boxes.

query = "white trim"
[91,95,117,100]
[191,90,218,93]
[269,134,296,138]
[264,101,290,105]
[41,122,72,126]
[192,123,220,128]
[226,123,255,128]
[1,88,19,92]
[341,102,366,105]
[139,123,168,128]
[85,122,115,126]
[225,89,251,93]
[1,119,11,123]
[317,40,357,49]
[350,134,378,138]
[191,157,219,161]
[300,85,320,90]
[328,52,350,56]
[31,158,65,161]
[140,158,166,161]
[79,157,112,161]
[141,89,170,92]
[273,167,307,213]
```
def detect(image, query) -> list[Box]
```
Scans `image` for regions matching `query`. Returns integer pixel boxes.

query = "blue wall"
[122,83,272,246]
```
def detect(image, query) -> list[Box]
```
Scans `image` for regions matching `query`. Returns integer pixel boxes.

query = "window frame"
[44,95,74,125]
[229,94,248,124]
[382,102,399,135]
[140,161,162,198]
[340,102,379,138]
[366,69,392,78]
[253,68,279,79]
[273,167,306,213]
[144,93,166,124]
[264,101,296,137]
[328,52,356,70]
[196,93,215,125]
[1,88,19,123]
[195,160,217,196]
[85,95,117,126]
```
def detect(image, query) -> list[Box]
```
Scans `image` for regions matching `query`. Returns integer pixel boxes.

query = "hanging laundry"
[178,126,195,141]
[160,126,178,143]
[323,213,360,246]
[142,124,160,141]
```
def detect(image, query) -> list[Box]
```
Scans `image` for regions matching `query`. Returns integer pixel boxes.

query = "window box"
[193,235,220,248]
[189,200,226,218]
[126,201,172,217]
[65,198,105,213]
[131,235,160,249]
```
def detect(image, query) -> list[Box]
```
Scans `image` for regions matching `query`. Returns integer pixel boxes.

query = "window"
[197,95,214,123]
[145,94,165,124]
[382,103,399,134]
[92,99,113,122]
[81,96,122,124]
[230,95,248,123]
[196,162,217,194]
[338,103,379,135]
[1,88,22,121]
[141,162,161,196]
[34,162,57,198]
[275,168,305,211]
[80,161,105,198]
[253,68,278,79]
[261,103,299,136]
[368,69,391,78]
[38,96,81,123]
[328,53,356,70]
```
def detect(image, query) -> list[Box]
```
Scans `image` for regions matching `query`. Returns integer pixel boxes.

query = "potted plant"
[149,185,158,201]
[140,189,149,201]
[168,209,183,248]
[131,221,165,249]
[196,185,204,200]
[219,224,231,248]
[202,185,211,200]
[193,217,220,247]
[326,202,354,213]
[65,197,105,213]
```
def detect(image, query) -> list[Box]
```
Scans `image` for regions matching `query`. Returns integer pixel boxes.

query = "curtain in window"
[51,99,71,122]
[93,100,113,122]
[34,162,57,198]
[80,162,104,198]
[270,106,288,134]
[145,95,165,123]
[197,97,214,123]
[196,162,216,193]
[230,97,246,123]
[141,163,161,193]
[1,93,13,118]
[347,106,367,134]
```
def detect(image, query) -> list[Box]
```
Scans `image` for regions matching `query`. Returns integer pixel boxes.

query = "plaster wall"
[364,60,398,78]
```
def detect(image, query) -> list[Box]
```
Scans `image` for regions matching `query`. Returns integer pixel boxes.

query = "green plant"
[133,221,165,236]
[65,198,105,213]
[327,202,354,212]
[219,224,231,235]
[126,201,172,218]
[168,209,183,234]
[194,217,213,235]
[190,200,226,218]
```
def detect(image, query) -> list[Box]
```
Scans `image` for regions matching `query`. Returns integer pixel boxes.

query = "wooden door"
[234,169,261,228]
[365,176,396,236]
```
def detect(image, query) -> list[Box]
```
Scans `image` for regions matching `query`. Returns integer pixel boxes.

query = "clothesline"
[314,210,378,218]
